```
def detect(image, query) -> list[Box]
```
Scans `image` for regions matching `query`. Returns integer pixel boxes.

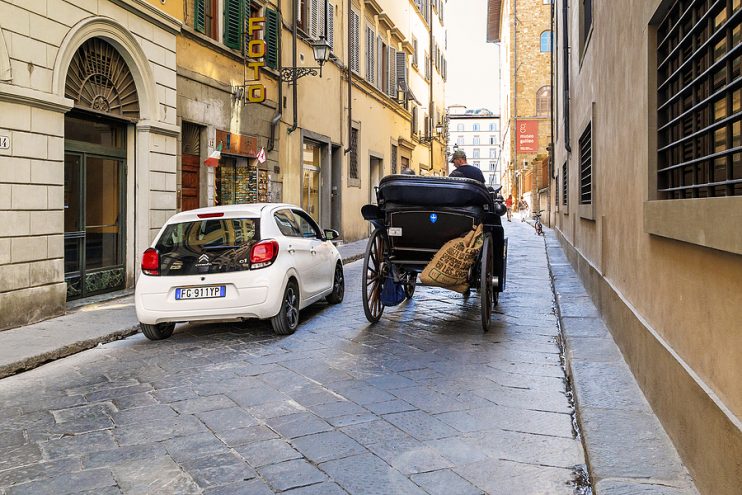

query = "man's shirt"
[450,164,485,183]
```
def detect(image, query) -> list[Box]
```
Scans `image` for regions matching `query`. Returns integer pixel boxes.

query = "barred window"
[657,0,741,199]
[562,161,568,206]
[579,123,592,204]
[391,144,398,174]
[350,128,359,179]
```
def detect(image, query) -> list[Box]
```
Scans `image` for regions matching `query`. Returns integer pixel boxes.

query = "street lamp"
[420,122,445,144]
[280,36,332,82]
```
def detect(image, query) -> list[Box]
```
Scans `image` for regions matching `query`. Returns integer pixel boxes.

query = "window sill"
[644,197,742,255]
[578,203,595,221]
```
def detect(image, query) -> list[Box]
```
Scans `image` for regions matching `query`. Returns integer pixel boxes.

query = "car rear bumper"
[135,274,280,324]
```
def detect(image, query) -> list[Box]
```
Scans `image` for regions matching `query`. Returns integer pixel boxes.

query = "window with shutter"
[412,106,418,135]
[350,10,360,73]
[310,0,320,39]
[350,128,359,179]
[223,0,243,50]
[387,47,396,97]
[380,39,388,92]
[412,37,418,67]
[395,51,407,94]
[366,26,375,84]
[194,0,206,33]
[327,3,335,50]
[391,144,398,174]
[376,36,383,91]
[265,7,279,70]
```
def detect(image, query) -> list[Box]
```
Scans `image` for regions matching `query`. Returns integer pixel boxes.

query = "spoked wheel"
[362,229,387,323]
[404,272,417,299]
[480,233,494,332]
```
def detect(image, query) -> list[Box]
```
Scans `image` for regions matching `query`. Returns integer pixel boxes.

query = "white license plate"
[175,286,226,300]
[388,227,403,236]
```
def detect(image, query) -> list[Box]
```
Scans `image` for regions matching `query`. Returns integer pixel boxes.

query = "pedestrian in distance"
[449,150,485,183]
[518,196,529,222]
[505,194,513,222]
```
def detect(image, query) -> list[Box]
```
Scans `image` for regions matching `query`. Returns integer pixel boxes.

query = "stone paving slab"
[545,231,699,494]
[0,239,370,379]
[0,222,591,494]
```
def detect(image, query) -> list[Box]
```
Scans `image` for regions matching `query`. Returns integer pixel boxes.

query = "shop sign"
[245,16,267,103]
[216,130,258,157]
[516,119,539,153]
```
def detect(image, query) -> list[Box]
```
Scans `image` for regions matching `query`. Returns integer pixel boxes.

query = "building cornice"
[0,83,73,113]
[111,0,182,35]
[364,0,384,17]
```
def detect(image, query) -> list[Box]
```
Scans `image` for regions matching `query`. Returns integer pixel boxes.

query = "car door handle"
[288,246,296,254]
[310,249,317,255]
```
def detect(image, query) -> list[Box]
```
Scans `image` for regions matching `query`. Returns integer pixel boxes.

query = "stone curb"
[0,246,369,380]
[542,230,699,495]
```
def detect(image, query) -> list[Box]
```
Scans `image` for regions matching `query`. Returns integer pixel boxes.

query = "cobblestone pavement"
[0,222,587,495]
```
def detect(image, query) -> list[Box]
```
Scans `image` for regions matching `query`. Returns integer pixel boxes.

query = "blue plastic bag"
[380,272,406,306]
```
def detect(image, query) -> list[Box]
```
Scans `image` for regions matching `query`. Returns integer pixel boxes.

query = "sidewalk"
[0,238,370,379]
[542,227,698,494]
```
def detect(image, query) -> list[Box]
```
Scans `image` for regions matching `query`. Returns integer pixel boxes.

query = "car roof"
[165,203,299,224]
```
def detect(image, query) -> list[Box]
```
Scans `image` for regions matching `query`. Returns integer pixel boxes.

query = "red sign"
[516,119,539,153]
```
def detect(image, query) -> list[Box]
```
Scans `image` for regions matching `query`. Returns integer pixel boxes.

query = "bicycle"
[533,210,544,236]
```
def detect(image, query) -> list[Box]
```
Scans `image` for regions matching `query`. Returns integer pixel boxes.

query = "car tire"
[271,280,300,335]
[326,264,345,304]
[140,322,175,341]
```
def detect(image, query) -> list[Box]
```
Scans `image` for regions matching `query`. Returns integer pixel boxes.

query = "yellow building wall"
[145,0,183,19]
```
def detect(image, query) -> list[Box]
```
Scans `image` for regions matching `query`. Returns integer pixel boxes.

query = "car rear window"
[155,218,259,275]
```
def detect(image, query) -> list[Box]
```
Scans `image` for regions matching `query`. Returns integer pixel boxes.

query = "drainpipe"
[513,0,518,199]
[288,0,299,134]
[428,0,434,172]
[562,0,571,153]
[268,0,284,151]
[344,0,353,154]
[546,0,555,225]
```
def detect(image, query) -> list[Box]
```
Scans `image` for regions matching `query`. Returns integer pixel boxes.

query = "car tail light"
[250,240,279,269]
[141,248,160,276]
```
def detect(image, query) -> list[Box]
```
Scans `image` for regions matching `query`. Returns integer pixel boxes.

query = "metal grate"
[562,161,568,206]
[65,38,139,118]
[391,144,398,174]
[350,128,359,179]
[579,123,592,204]
[656,0,741,199]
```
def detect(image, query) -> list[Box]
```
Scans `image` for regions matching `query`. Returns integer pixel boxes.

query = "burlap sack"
[420,224,484,293]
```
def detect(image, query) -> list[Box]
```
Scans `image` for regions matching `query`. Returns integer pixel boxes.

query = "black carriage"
[361,175,508,331]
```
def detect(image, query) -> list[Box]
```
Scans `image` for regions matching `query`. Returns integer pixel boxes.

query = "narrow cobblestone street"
[0,221,587,495]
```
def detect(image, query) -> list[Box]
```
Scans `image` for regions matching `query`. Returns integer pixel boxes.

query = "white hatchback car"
[135,203,344,340]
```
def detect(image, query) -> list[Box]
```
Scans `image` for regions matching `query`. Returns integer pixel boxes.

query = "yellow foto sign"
[246,16,266,103]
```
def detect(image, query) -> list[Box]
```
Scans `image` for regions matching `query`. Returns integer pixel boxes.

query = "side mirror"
[324,229,340,241]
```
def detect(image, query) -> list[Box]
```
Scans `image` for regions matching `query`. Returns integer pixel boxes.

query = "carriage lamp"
[280,37,332,82]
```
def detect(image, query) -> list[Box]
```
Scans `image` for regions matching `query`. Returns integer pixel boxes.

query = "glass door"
[302,141,321,223]
[64,116,126,300]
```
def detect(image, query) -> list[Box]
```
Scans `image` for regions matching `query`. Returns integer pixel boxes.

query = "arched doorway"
[63,37,139,299]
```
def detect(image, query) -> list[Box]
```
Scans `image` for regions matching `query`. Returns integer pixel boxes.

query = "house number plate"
[0,135,9,150]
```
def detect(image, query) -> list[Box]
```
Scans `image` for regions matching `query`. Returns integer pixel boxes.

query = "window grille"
[391,144,398,174]
[350,128,359,179]
[579,123,592,204]
[656,0,741,198]
[562,161,568,206]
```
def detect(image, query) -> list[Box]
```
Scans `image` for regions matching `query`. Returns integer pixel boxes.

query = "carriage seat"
[377,175,494,210]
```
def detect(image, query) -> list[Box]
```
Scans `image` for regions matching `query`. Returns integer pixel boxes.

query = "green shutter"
[223,0,243,50]
[265,8,279,70]
[194,0,206,33]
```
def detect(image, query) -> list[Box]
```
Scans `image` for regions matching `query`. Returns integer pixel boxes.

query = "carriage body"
[361,175,508,330]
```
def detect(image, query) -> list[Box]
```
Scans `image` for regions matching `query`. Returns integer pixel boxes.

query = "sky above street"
[444,0,501,113]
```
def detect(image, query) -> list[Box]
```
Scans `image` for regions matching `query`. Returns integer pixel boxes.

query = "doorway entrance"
[63,115,127,300]
[369,155,383,204]
[302,141,321,223]
[181,122,201,211]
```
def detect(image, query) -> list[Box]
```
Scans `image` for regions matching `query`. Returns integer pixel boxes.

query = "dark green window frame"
[224,0,244,51]
[265,7,280,70]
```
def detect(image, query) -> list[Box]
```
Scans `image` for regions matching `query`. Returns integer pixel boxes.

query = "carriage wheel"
[404,272,417,299]
[480,233,494,332]
[362,229,386,323]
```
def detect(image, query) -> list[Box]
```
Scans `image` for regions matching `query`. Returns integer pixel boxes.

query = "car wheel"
[140,322,175,341]
[271,280,300,335]
[326,264,345,304]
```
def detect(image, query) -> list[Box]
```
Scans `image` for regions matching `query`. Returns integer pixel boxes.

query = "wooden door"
[181,154,200,211]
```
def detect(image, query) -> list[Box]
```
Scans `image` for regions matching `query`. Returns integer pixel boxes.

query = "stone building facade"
[550,1,741,493]
[0,0,180,329]
[447,106,502,187]
[487,0,552,213]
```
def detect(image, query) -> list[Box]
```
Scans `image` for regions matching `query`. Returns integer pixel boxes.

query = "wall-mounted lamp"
[280,37,332,83]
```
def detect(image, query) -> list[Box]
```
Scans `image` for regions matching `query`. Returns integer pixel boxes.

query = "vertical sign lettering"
[246,16,266,103]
